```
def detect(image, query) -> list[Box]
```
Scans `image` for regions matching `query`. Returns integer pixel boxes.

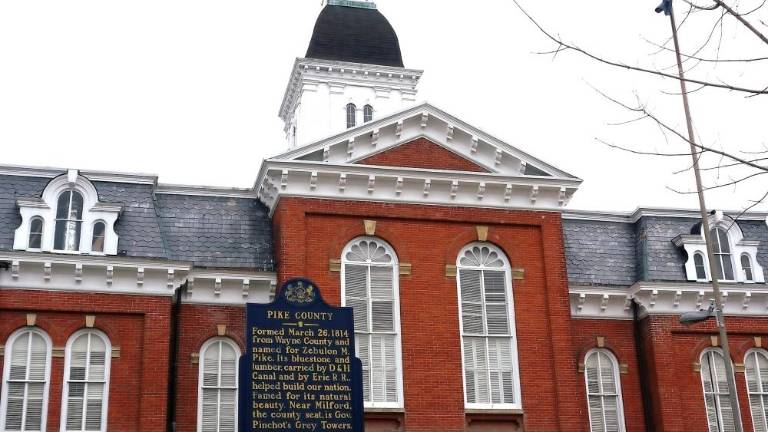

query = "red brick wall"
[0,289,172,432]
[571,319,646,432]
[640,314,768,431]
[173,304,246,432]
[358,137,490,173]
[272,197,583,431]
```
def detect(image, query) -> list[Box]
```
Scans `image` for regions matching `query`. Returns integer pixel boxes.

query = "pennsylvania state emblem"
[283,280,317,305]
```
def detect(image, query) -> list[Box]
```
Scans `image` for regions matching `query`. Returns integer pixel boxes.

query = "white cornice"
[564,207,768,223]
[255,159,580,216]
[569,286,634,320]
[631,281,768,318]
[0,164,158,185]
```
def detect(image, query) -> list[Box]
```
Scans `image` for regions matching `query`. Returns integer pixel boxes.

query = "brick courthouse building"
[1,1,768,431]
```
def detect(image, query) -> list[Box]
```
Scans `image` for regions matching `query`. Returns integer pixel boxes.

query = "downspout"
[166,281,188,432]
[632,299,655,432]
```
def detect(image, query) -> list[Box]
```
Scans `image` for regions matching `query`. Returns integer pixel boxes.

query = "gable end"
[357,137,490,173]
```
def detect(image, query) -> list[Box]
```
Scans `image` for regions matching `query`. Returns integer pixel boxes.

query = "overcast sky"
[1,0,766,213]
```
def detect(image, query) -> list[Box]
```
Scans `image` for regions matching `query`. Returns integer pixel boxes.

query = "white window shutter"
[198,339,238,432]
[746,351,768,432]
[483,271,509,335]
[345,264,369,332]
[584,350,625,432]
[459,270,484,335]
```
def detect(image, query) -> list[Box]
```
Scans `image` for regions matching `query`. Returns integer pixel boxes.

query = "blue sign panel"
[240,278,364,432]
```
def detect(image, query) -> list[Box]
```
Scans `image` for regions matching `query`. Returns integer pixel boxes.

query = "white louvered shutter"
[701,350,736,432]
[458,245,518,408]
[4,330,50,432]
[584,350,624,432]
[747,351,768,432]
[343,238,401,406]
[199,339,238,432]
[64,332,109,432]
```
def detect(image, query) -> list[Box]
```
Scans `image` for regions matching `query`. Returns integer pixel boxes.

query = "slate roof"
[0,173,274,270]
[563,216,768,287]
[306,4,404,67]
[156,194,273,270]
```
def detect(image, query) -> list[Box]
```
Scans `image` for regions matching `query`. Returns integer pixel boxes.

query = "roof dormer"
[13,169,122,255]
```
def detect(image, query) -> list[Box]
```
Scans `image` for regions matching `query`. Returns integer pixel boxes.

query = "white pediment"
[257,103,582,214]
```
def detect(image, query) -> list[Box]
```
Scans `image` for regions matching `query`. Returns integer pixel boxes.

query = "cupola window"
[346,103,357,128]
[54,190,84,252]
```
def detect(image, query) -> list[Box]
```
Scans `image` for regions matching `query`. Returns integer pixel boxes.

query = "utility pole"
[666,2,743,430]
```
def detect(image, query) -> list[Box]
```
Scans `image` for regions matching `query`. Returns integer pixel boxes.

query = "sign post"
[240,278,364,431]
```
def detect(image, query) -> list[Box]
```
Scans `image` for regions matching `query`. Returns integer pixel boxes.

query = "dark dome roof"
[306,4,404,67]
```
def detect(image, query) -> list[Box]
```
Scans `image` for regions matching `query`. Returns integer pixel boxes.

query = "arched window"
[0,327,52,432]
[694,253,707,280]
[700,348,736,432]
[745,349,768,430]
[742,254,754,282]
[54,190,84,252]
[61,330,111,432]
[457,243,520,408]
[91,222,106,254]
[346,103,357,128]
[198,338,239,432]
[341,237,402,407]
[584,349,625,432]
[363,105,374,123]
[711,227,735,281]
[28,218,44,250]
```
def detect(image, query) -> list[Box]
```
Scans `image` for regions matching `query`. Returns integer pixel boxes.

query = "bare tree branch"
[512,0,768,95]
[714,0,768,45]
[643,37,768,62]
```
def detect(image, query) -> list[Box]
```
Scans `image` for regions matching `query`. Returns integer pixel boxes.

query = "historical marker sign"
[240,278,364,432]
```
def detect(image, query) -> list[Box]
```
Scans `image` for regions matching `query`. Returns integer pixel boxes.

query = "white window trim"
[700,347,740,432]
[694,252,709,282]
[0,327,53,432]
[340,236,405,409]
[741,253,755,282]
[59,329,112,432]
[456,242,522,410]
[27,217,45,252]
[584,348,626,432]
[744,348,768,431]
[196,337,240,432]
[13,170,121,256]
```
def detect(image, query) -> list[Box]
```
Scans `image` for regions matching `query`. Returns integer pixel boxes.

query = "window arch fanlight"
[711,227,735,281]
[28,217,44,250]
[55,190,85,252]
[198,337,239,432]
[341,237,403,408]
[700,348,737,432]
[741,254,754,282]
[694,252,708,280]
[91,222,106,254]
[61,329,112,432]
[0,327,53,432]
[346,103,357,129]
[363,104,374,123]
[584,349,626,432]
[745,349,768,431]
[456,243,521,409]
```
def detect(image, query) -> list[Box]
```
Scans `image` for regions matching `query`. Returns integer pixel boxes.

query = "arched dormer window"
[694,252,707,280]
[28,218,44,250]
[341,237,403,408]
[363,105,374,123]
[346,103,357,128]
[54,190,84,252]
[742,254,754,282]
[13,170,121,255]
[0,327,53,432]
[711,227,735,281]
[457,243,521,409]
[91,222,106,254]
